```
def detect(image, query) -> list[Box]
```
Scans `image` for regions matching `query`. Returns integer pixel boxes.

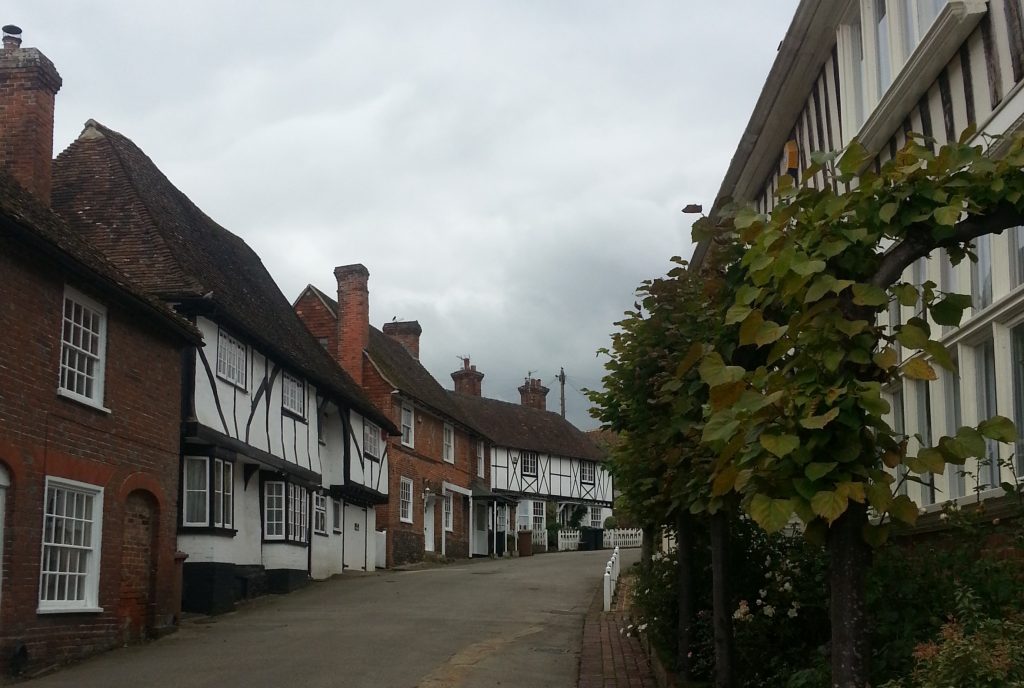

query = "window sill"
[314,530,329,538]
[332,528,342,534]
[178,526,238,537]
[37,606,104,615]
[399,517,413,525]
[363,452,381,462]
[262,538,309,545]
[56,388,111,414]
[849,0,987,153]
[401,441,415,450]
[282,409,307,424]
[522,473,538,479]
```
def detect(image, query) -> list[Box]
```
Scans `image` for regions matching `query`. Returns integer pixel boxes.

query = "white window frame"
[590,506,603,529]
[332,499,343,533]
[313,493,327,535]
[38,476,104,613]
[281,372,305,418]
[57,286,108,410]
[399,477,413,524]
[183,456,209,527]
[580,460,596,485]
[264,481,285,540]
[212,458,233,529]
[532,501,545,532]
[443,423,455,464]
[521,451,538,477]
[443,493,453,532]
[401,403,415,448]
[287,484,309,543]
[364,419,381,460]
[216,328,247,389]
[477,441,485,478]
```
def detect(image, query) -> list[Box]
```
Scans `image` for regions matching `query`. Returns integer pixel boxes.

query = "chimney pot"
[518,376,549,411]
[452,357,485,397]
[2,25,21,50]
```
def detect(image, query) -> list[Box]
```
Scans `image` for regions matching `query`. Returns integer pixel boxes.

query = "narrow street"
[24,549,638,688]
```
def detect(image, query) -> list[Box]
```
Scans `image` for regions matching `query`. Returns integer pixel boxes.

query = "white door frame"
[423,495,435,552]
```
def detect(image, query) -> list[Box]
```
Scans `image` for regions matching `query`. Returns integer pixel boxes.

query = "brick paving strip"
[578,571,658,688]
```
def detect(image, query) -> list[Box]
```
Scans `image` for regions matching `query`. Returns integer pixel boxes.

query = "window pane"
[944,366,965,499]
[971,235,993,310]
[851,15,867,128]
[1011,226,1024,289]
[977,339,1000,488]
[1014,324,1024,477]
[875,1,891,95]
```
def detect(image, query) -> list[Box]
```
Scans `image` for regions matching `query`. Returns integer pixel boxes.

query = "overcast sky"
[10,1,798,429]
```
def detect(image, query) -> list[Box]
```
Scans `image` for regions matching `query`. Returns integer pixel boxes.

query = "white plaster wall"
[193,316,324,475]
[347,410,388,495]
[261,542,307,571]
[177,461,262,565]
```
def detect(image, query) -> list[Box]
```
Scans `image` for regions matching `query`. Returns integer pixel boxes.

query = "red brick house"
[0,28,200,675]
[295,272,498,566]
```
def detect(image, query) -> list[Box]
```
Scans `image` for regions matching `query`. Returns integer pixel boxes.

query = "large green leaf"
[761,433,800,458]
[852,284,889,307]
[978,415,1017,443]
[800,407,840,429]
[811,490,849,524]
[699,353,746,387]
[805,462,838,481]
[889,495,919,526]
[749,495,795,533]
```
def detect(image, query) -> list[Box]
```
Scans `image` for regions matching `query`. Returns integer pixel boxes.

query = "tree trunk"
[641,523,655,569]
[710,511,736,688]
[675,511,694,681]
[828,501,872,688]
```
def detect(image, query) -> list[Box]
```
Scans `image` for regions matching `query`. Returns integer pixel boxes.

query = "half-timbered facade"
[452,375,612,546]
[51,121,396,614]
[0,29,201,673]
[697,0,1024,516]
[295,275,491,567]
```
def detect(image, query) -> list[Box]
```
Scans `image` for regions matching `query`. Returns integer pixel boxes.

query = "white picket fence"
[558,529,581,551]
[531,529,547,549]
[556,527,643,551]
[604,528,643,549]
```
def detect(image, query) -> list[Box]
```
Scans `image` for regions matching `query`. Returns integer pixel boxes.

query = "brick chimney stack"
[0,25,62,203]
[382,321,422,360]
[518,376,549,411]
[334,264,370,387]
[451,357,484,397]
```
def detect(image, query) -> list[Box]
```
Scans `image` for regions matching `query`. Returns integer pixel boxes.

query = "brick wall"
[293,290,336,356]
[0,238,185,675]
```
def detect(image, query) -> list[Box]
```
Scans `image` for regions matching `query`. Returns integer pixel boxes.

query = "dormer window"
[521,451,538,477]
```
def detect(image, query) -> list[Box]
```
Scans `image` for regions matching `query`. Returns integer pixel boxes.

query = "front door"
[472,503,489,556]
[424,496,436,552]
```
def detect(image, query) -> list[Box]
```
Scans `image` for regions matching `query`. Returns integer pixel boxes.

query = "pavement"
[20,548,640,688]
[577,572,657,688]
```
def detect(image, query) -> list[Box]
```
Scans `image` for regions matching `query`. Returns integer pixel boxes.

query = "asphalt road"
[23,548,638,688]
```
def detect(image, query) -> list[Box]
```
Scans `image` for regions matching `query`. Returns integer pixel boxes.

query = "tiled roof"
[451,392,606,462]
[367,327,480,430]
[51,120,395,433]
[0,170,199,343]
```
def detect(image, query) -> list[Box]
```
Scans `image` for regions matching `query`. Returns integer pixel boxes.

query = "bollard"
[603,571,612,611]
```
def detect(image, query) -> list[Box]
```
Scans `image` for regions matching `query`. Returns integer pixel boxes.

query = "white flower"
[939,512,948,521]
[765,556,772,566]
[755,599,763,606]
[759,588,767,598]
[783,581,792,592]
[638,623,648,632]
[763,605,775,617]
[788,607,798,618]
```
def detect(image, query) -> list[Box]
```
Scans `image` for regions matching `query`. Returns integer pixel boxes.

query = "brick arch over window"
[120,489,158,643]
